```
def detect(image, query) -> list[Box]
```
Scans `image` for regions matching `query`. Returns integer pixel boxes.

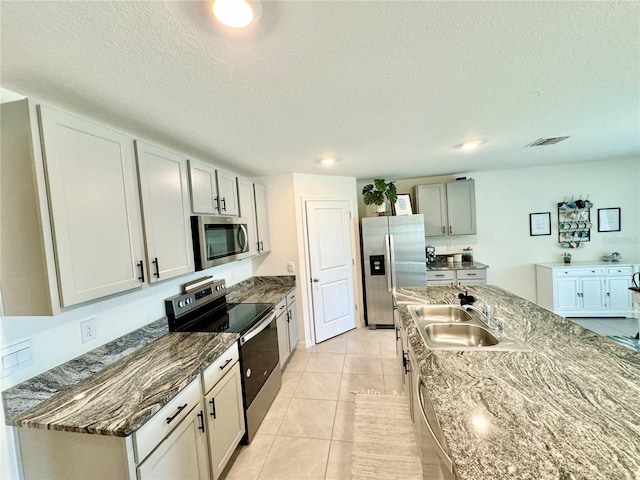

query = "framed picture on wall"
[393,194,413,216]
[597,207,621,232]
[529,212,551,236]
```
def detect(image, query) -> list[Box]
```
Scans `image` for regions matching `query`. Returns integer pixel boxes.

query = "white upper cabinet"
[37,104,146,308]
[188,161,239,216]
[253,183,271,254]
[135,141,194,283]
[414,179,476,237]
[215,169,239,216]
[189,160,219,215]
[237,177,259,256]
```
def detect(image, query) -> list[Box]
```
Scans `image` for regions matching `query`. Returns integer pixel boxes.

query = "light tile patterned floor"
[223,327,397,480]
[568,317,638,337]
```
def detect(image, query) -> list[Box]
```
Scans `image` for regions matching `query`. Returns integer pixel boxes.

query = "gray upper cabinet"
[216,169,239,216]
[414,179,476,237]
[135,141,194,283]
[188,161,239,216]
[237,176,259,256]
[253,183,271,254]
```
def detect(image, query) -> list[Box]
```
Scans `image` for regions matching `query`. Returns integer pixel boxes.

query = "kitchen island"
[395,285,640,480]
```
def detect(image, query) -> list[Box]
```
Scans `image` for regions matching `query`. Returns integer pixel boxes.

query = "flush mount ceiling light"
[319,157,336,166]
[458,140,482,151]
[212,0,260,28]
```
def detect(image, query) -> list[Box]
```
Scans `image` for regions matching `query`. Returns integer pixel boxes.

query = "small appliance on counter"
[426,246,436,264]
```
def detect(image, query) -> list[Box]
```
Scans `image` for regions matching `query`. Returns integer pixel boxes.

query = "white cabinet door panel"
[607,277,631,310]
[215,169,239,216]
[446,180,476,235]
[37,105,145,307]
[189,160,219,214]
[237,177,258,256]
[581,278,606,311]
[254,183,271,253]
[135,141,194,282]
[415,184,446,236]
[556,278,580,311]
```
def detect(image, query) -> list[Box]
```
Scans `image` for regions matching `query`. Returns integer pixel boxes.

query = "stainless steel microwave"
[191,216,251,270]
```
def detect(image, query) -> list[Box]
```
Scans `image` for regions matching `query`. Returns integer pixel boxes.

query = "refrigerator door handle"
[384,234,392,292]
[389,234,396,291]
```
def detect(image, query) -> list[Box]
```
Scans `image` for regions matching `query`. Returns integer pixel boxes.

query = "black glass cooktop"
[171,301,274,334]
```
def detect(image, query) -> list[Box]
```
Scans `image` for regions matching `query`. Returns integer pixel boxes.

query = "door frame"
[300,196,363,346]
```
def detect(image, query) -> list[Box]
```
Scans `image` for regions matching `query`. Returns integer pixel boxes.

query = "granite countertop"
[427,261,488,271]
[394,285,640,480]
[3,275,296,437]
[227,275,295,303]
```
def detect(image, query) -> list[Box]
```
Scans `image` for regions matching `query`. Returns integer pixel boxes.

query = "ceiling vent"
[526,136,570,147]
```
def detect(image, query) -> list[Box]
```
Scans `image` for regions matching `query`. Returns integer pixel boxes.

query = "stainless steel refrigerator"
[361,214,426,327]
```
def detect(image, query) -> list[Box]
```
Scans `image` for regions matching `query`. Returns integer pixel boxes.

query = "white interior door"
[306,200,356,343]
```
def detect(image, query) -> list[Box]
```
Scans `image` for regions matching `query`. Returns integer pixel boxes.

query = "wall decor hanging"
[557,196,592,248]
[529,212,551,236]
[597,207,621,232]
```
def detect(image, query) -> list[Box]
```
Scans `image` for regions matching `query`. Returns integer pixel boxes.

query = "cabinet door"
[287,300,298,353]
[581,278,606,311]
[446,179,476,235]
[606,277,631,310]
[254,183,271,253]
[555,277,580,311]
[135,142,194,283]
[215,169,239,216]
[189,160,219,214]
[137,406,210,480]
[415,184,447,236]
[237,177,258,256]
[37,105,145,307]
[205,363,245,480]
[276,311,290,369]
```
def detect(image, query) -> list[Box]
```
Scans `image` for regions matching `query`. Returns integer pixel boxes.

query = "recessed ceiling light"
[459,140,482,151]
[319,157,336,166]
[212,0,259,28]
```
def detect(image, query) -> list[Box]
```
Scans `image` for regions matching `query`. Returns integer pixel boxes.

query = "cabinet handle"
[219,358,233,370]
[209,398,216,419]
[152,257,160,278]
[435,274,445,278]
[449,226,452,234]
[442,226,445,234]
[137,261,145,282]
[166,403,188,424]
[221,197,226,211]
[606,292,610,296]
[402,351,409,375]
[260,241,264,252]
[197,410,205,433]
[395,326,400,341]
[467,273,477,276]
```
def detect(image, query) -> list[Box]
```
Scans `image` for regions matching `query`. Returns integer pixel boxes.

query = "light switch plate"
[1,340,32,377]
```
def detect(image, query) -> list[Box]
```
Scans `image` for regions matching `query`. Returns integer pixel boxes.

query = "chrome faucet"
[463,297,505,335]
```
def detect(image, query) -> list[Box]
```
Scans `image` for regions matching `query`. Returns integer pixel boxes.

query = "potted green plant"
[563,252,571,264]
[362,179,398,215]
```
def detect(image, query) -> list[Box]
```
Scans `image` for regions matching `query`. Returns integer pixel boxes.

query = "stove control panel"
[165,279,227,320]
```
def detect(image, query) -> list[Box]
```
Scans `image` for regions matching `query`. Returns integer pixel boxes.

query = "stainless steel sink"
[410,304,473,323]
[425,323,499,347]
[407,304,531,352]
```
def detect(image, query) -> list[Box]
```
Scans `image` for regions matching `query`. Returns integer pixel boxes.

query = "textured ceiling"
[1,1,638,179]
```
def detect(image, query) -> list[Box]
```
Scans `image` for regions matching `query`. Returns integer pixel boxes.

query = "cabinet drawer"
[134,376,201,463]
[275,297,287,317]
[605,266,633,276]
[457,269,487,280]
[427,270,455,281]
[202,343,240,393]
[556,268,604,277]
[287,290,296,305]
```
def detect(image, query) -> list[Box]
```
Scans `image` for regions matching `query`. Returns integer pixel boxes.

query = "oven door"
[239,311,279,407]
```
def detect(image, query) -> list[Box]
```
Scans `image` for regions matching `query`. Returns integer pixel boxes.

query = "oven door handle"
[240,310,276,345]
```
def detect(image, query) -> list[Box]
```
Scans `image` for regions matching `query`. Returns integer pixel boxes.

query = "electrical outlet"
[287,261,295,273]
[81,318,97,344]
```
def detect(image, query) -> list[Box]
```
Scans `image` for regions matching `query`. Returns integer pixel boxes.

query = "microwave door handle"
[240,311,276,345]
[238,224,249,253]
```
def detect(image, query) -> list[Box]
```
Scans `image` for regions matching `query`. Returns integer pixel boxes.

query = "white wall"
[358,156,640,301]
[254,173,364,349]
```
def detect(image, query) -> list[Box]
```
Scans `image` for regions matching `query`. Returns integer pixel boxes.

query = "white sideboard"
[536,262,640,318]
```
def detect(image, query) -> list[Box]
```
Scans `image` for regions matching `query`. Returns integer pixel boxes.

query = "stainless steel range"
[165,279,281,443]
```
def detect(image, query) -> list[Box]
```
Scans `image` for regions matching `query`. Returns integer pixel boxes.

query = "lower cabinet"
[276,288,298,369]
[17,344,245,480]
[536,263,639,317]
[137,405,209,480]
[426,268,487,286]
